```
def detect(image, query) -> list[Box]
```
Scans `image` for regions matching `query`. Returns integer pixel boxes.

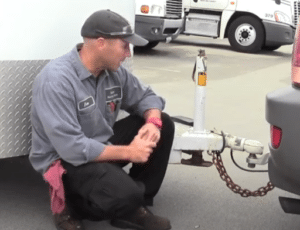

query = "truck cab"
[135,0,297,52]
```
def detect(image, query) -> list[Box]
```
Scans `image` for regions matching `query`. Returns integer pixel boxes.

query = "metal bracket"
[246,152,270,166]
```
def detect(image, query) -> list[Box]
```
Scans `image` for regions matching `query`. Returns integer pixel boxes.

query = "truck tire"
[228,16,264,53]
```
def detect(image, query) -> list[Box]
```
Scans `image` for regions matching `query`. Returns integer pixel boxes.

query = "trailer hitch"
[170,49,274,197]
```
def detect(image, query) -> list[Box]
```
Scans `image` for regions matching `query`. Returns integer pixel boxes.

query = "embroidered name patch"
[78,96,95,111]
[105,86,122,102]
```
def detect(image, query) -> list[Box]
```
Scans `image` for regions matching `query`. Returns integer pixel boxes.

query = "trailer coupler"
[170,115,268,168]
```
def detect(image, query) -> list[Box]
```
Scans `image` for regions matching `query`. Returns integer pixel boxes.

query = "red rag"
[43,160,66,214]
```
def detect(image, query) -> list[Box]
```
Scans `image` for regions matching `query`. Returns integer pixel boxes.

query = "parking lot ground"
[1,35,300,230]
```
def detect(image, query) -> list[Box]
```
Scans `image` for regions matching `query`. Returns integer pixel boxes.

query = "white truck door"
[189,0,230,11]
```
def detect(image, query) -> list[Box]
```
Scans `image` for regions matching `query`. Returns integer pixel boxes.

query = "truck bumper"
[262,20,295,46]
[135,15,183,42]
[266,86,300,196]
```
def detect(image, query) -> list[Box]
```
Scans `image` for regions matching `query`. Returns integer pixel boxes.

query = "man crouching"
[29,9,174,230]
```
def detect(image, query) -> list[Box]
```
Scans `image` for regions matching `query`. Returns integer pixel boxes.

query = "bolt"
[247,153,257,168]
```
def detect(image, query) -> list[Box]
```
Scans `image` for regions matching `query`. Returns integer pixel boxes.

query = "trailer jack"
[170,49,267,166]
[170,50,274,197]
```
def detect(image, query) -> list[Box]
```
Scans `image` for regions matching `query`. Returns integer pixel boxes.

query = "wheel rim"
[234,23,256,47]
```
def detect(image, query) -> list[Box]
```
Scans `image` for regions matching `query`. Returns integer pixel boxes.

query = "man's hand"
[138,123,161,143]
[94,109,162,163]
[128,127,158,163]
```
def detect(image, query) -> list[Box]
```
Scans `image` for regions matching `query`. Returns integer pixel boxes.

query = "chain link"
[212,151,274,197]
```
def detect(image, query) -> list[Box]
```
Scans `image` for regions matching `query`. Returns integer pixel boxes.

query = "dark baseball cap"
[81,10,148,46]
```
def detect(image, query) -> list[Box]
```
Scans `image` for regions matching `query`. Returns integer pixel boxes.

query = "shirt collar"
[70,43,91,81]
[71,43,109,81]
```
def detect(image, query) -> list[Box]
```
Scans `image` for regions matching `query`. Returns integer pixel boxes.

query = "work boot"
[110,206,171,230]
[53,208,85,230]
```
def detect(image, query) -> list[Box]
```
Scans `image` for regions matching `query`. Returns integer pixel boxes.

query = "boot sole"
[55,222,85,230]
[111,219,144,230]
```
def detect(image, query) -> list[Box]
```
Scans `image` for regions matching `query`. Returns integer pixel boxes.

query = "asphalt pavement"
[1,35,300,230]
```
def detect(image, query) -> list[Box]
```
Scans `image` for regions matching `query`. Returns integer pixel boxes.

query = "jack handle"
[192,49,207,82]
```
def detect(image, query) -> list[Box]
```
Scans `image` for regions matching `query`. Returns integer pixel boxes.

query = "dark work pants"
[61,113,175,221]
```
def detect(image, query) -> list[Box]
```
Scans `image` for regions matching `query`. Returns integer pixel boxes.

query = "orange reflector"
[198,72,207,86]
[230,1,235,5]
[141,5,149,14]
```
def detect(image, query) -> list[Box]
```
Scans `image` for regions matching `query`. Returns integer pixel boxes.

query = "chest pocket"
[77,96,97,137]
[105,86,122,126]
[77,95,115,141]
[77,96,110,139]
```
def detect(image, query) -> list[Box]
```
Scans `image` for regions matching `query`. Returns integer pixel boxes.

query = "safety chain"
[212,151,274,197]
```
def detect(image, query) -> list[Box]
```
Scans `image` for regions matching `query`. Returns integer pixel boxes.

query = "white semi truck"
[135,0,297,52]
[0,0,136,159]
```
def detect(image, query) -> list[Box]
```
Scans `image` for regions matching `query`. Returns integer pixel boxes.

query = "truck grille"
[294,1,300,26]
[166,0,182,18]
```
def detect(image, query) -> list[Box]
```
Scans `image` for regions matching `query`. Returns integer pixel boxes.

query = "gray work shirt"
[29,44,165,174]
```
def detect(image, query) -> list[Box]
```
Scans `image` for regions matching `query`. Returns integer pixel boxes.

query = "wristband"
[147,117,162,130]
